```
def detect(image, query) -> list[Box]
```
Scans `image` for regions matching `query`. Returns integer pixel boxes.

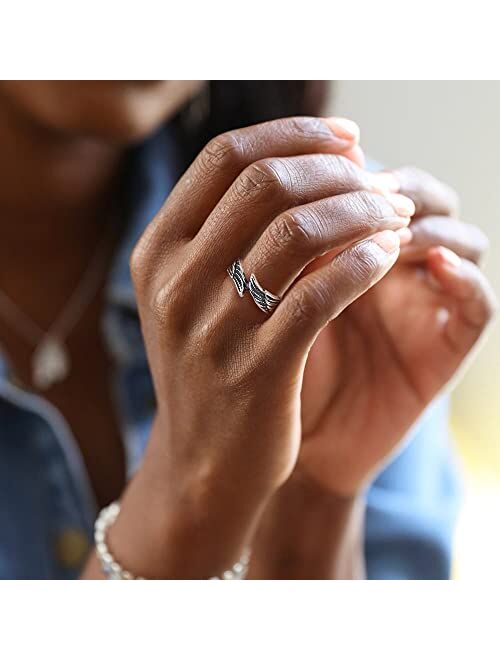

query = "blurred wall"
[329,81,500,473]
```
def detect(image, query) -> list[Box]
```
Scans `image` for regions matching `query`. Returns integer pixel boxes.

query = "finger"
[264,230,401,357]
[342,144,365,168]
[399,216,489,265]
[240,191,411,306]
[427,247,498,354]
[193,154,414,270]
[372,166,459,217]
[158,116,361,241]
[132,117,364,286]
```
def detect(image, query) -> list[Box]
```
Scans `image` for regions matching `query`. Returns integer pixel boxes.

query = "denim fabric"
[0,129,461,579]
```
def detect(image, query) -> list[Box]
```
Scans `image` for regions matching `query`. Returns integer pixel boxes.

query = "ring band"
[227,260,281,314]
[247,273,281,314]
[227,260,247,297]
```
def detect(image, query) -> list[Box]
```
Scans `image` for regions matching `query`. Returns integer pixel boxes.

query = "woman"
[0,81,495,579]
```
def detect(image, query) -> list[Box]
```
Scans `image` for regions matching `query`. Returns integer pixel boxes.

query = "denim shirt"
[0,128,461,579]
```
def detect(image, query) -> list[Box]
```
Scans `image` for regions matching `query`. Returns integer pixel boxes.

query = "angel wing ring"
[227,260,281,315]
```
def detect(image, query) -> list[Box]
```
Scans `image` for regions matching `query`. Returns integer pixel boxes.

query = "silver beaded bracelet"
[94,501,251,580]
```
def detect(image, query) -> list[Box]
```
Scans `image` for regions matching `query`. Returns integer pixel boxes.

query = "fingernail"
[324,117,360,142]
[386,193,415,217]
[438,246,462,269]
[370,171,400,194]
[395,227,413,246]
[371,230,400,254]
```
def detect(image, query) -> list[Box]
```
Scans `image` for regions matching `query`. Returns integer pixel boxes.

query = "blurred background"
[329,81,500,578]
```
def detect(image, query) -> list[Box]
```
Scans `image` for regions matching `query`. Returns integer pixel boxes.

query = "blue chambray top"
[0,127,461,579]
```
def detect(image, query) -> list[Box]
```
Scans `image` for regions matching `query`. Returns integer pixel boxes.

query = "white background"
[2,1,500,657]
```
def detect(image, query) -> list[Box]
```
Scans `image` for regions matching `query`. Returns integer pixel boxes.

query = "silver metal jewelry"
[95,501,251,580]
[0,224,114,390]
[247,273,281,314]
[227,259,247,297]
[228,260,281,314]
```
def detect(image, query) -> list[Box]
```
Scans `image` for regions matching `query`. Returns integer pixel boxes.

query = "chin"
[0,80,203,145]
[66,81,190,144]
[74,91,178,143]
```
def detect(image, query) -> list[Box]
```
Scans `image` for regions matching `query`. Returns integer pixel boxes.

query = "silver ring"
[227,259,247,297]
[227,260,281,314]
[247,273,281,314]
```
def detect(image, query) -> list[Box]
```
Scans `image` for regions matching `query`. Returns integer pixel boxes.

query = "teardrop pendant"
[32,337,70,390]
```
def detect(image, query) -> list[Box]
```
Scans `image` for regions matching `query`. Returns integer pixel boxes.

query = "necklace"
[0,224,115,391]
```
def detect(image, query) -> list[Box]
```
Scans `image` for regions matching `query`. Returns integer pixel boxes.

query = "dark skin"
[0,82,495,579]
[0,81,202,506]
[0,88,124,506]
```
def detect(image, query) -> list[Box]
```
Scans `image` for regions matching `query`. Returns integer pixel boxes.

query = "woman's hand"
[104,116,415,578]
[249,166,497,580]
[297,166,497,497]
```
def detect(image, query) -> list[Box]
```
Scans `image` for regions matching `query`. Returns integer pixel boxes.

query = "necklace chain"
[0,217,117,389]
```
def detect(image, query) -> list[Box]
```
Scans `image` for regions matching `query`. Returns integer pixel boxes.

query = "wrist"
[104,421,271,579]
[107,469,262,579]
[249,468,366,579]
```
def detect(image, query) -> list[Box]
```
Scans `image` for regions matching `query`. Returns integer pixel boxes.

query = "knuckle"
[187,317,223,361]
[233,158,290,202]
[288,281,326,325]
[286,116,332,142]
[328,154,365,192]
[151,279,180,328]
[130,216,175,292]
[267,210,314,257]
[149,261,197,337]
[150,279,197,345]
[348,241,382,282]
[351,190,387,223]
[197,131,244,175]
[129,238,150,290]
[397,166,460,215]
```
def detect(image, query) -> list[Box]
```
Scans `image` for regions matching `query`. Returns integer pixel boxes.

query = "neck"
[0,95,128,332]
[0,93,125,255]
